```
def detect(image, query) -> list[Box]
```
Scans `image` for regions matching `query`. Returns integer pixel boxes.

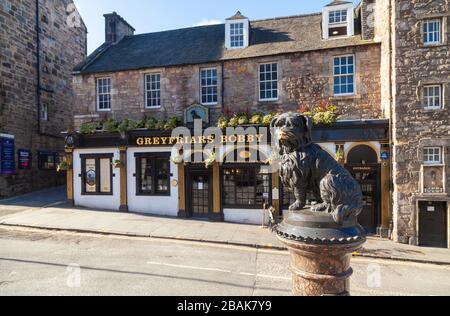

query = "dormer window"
[225,11,250,50]
[322,1,354,40]
[230,22,245,48]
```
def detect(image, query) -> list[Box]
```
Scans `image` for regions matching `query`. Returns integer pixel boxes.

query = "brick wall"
[0,0,87,198]
[73,44,382,129]
[391,0,450,244]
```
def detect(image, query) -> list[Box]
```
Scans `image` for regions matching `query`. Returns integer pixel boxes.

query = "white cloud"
[192,18,223,27]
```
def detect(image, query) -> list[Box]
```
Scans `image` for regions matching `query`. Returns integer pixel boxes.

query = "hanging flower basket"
[57,161,72,172]
[171,153,184,165]
[204,152,217,168]
[335,149,345,163]
[112,159,124,169]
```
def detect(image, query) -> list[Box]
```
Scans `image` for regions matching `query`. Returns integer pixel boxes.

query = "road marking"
[146,261,291,281]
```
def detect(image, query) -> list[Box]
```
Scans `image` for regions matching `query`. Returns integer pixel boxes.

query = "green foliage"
[217,116,229,129]
[262,112,278,126]
[237,115,249,126]
[145,117,157,130]
[155,120,166,131]
[102,119,119,133]
[80,122,101,135]
[164,117,180,130]
[307,105,338,126]
[228,115,240,127]
[249,113,263,125]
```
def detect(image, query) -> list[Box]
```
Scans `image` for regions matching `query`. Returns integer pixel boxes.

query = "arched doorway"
[345,145,381,234]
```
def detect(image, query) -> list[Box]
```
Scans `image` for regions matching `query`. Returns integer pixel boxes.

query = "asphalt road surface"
[0,227,449,296]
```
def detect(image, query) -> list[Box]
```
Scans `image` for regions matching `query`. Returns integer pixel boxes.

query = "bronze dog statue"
[271,113,363,225]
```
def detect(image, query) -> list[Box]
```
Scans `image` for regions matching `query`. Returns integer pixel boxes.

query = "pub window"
[259,63,279,101]
[230,22,245,48]
[200,68,218,105]
[145,73,161,108]
[135,154,171,196]
[423,85,443,109]
[38,152,59,170]
[222,167,270,208]
[423,147,442,165]
[423,19,441,45]
[81,154,113,195]
[333,55,355,96]
[96,77,111,111]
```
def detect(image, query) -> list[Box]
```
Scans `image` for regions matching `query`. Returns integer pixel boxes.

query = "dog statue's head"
[271,113,313,154]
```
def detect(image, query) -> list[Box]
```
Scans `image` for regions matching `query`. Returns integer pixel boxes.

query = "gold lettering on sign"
[136,134,266,146]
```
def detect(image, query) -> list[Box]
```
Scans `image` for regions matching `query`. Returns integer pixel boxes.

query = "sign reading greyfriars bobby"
[271,113,366,297]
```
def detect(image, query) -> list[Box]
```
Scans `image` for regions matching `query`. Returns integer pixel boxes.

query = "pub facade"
[68,0,450,248]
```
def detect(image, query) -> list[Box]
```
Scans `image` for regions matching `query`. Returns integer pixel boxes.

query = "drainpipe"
[388,0,394,239]
[221,61,225,112]
[35,0,61,139]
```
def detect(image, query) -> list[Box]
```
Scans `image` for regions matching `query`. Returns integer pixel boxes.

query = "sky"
[73,0,361,54]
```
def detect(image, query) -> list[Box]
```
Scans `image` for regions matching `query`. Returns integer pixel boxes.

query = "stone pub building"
[67,0,449,248]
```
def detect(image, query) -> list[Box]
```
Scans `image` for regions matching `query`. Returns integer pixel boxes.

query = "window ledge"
[423,43,446,48]
[329,94,359,101]
[423,164,445,167]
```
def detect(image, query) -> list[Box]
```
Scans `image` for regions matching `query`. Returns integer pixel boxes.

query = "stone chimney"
[104,12,135,44]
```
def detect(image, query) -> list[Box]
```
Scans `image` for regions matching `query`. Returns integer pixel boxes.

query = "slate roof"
[74,12,375,74]
[325,0,353,6]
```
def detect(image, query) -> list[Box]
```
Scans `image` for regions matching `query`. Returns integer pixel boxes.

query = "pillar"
[65,147,74,206]
[272,171,281,216]
[119,147,128,212]
[379,142,391,238]
[177,163,187,218]
[210,162,224,221]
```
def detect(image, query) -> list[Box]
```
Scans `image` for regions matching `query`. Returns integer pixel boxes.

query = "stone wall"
[73,44,382,129]
[361,0,376,40]
[0,0,87,198]
[391,0,450,244]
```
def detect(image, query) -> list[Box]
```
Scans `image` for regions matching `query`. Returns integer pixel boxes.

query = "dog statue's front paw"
[289,201,306,211]
[311,203,330,213]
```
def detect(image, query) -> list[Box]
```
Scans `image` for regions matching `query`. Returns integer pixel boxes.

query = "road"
[0,227,449,296]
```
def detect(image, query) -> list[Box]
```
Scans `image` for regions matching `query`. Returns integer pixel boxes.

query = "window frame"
[80,154,114,196]
[423,19,442,45]
[329,9,348,25]
[221,164,272,209]
[96,77,112,112]
[258,62,279,102]
[230,22,245,48]
[134,153,171,197]
[423,147,443,165]
[200,68,218,106]
[423,84,443,110]
[38,151,59,170]
[145,73,162,109]
[40,103,48,121]
[333,54,356,97]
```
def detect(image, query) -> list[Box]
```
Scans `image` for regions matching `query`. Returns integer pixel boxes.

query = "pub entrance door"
[186,166,212,219]
[419,201,448,248]
[346,165,381,233]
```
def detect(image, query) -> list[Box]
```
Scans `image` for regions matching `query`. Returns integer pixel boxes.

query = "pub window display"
[38,152,59,170]
[135,154,171,196]
[81,154,113,195]
[222,167,270,208]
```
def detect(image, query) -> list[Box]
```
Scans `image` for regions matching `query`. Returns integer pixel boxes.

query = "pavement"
[1,187,449,266]
[2,227,450,296]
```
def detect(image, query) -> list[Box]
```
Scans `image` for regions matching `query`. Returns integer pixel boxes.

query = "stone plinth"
[274,209,366,296]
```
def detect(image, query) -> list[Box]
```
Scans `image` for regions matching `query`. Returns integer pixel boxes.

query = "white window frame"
[40,103,48,121]
[423,147,443,165]
[225,19,249,50]
[230,22,245,48]
[423,19,442,45]
[145,73,162,109]
[423,84,443,110]
[329,10,348,25]
[333,55,356,97]
[259,63,279,102]
[200,68,218,106]
[96,77,112,112]
[322,4,354,40]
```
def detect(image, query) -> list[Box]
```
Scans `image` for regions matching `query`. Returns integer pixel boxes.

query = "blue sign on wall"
[0,134,16,175]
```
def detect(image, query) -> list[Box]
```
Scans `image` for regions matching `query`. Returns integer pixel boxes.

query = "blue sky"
[74,0,360,54]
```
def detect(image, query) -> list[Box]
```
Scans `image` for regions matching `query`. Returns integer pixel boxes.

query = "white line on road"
[147,261,291,281]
